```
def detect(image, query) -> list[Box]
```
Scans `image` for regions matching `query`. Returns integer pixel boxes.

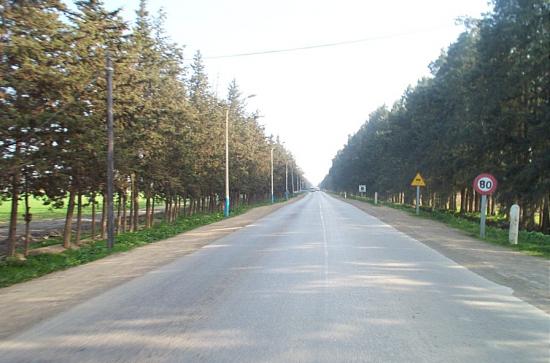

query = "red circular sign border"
[473,173,498,195]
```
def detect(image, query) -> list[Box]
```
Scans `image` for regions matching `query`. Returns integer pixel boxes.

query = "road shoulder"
[335,195,550,314]
[0,198,301,339]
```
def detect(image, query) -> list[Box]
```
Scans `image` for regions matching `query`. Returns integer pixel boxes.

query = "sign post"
[358,185,366,198]
[480,195,488,238]
[473,173,498,238]
[410,173,426,215]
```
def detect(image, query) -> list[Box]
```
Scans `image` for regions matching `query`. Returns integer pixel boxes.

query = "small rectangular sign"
[359,185,366,193]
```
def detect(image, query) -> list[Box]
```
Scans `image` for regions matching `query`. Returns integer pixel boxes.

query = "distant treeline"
[1,1,303,257]
[321,0,549,233]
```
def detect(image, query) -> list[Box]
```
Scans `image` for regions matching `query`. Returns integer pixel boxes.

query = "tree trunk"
[172,197,178,221]
[521,200,536,230]
[91,193,96,240]
[183,196,187,217]
[62,187,76,249]
[132,174,139,232]
[101,193,107,239]
[145,195,151,228]
[460,188,467,214]
[116,192,122,235]
[150,195,155,227]
[75,192,83,244]
[23,187,32,257]
[121,192,127,232]
[167,197,172,222]
[129,178,135,231]
[210,193,215,213]
[164,196,170,221]
[6,172,20,257]
[541,195,550,234]
[463,189,468,213]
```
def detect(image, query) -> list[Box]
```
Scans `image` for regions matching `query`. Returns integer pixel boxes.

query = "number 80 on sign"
[473,173,498,195]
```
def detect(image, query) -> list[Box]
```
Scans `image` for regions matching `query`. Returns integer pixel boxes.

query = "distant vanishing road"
[0,192,548,362]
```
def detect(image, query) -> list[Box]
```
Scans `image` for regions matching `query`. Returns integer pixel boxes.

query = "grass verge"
[341,194,550,259]
[0,199,281,288]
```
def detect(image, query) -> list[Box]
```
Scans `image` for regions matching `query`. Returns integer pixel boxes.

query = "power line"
[204,25,453,60]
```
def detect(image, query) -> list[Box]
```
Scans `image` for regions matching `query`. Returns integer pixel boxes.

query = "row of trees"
[1,0,304,257]
[321,0,549,232]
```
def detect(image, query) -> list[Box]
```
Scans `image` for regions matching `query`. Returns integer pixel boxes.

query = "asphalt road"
[0,192,548,363]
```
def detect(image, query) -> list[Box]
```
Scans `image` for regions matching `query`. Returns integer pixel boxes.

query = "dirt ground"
[0,198,300,339]
[340,197,550,314]
[0,207,165,253]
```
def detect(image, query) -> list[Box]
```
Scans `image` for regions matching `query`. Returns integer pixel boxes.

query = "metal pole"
[415,186,420,215]
[291,166,294,194]
[285,162,288,200]
[271,148,274,203]
[480,194,488,238]
[224,109,230,217]
[106,52,115,249]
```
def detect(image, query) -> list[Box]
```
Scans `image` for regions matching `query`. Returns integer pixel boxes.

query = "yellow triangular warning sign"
[411,172,426,187]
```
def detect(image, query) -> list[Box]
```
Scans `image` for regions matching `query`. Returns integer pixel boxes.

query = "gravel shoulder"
[337,196,550,314]
[0,198,301,339]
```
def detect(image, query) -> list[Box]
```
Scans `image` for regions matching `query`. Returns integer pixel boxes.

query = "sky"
[99,0,492,185]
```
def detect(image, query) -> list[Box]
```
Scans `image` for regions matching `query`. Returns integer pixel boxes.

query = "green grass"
[0,199,281,288]
[341,194,550,259]
[0,196,71,222]
[0,195,162,224]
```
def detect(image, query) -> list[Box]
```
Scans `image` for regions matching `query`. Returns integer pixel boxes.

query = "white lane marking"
[319,199,329,284]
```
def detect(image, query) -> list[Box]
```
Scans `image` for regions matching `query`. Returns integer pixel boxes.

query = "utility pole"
[105,52,115,249]
[224,95,255,216]
[271,148,274,203]
[224,109,230,217]
[285,162,289,200]
[291,166,295,194]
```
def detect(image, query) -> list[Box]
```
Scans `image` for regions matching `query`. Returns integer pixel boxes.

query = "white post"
[374,192,378,205]
[480,194,488,238]
[224,109,230,217]
[344,192,347,199]
[416,186,420,215]
[509,204,520,244]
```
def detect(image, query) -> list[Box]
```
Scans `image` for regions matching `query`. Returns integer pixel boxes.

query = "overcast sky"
[99,0,492,185]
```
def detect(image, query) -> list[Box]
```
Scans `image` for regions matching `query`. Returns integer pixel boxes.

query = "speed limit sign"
[473,173,497,239]
[473,173,498,195]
